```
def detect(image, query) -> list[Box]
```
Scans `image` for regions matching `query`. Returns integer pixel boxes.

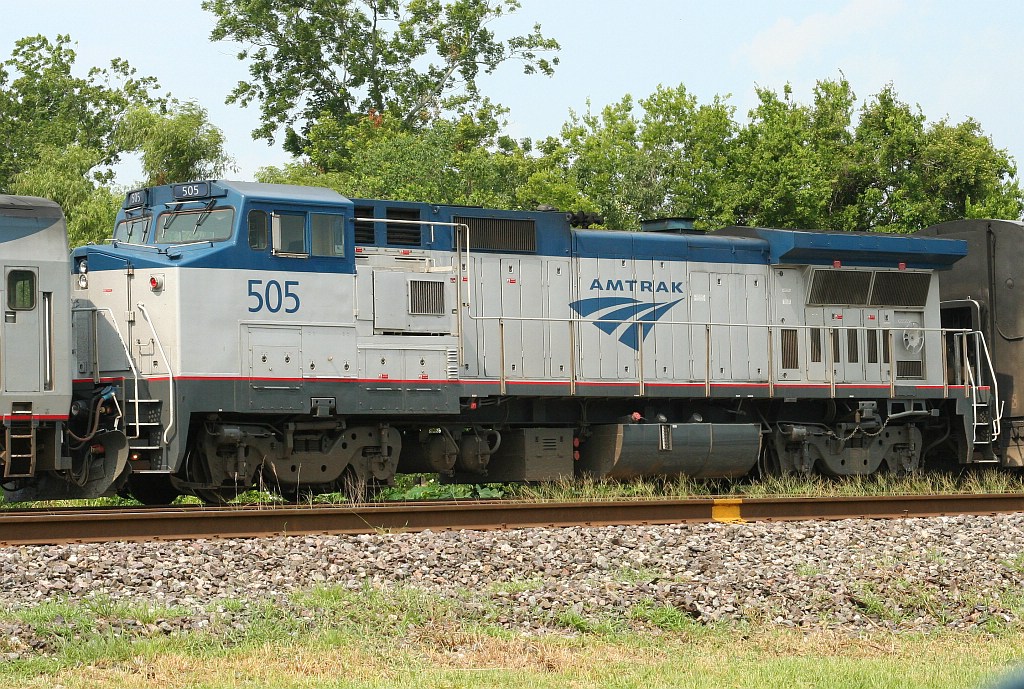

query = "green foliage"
[0,35,231,246]
[0,35,163,243]
[259,108,544,210]
[374,474,505,500]
[203,0,559,153]
[7,144,121,246]
[532,78,1022,232]
[0,34,161,185]
[117,102,232,187]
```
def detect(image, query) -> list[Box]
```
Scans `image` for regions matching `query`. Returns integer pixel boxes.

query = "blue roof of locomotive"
[720,226,968,269]
[77,180,968,272]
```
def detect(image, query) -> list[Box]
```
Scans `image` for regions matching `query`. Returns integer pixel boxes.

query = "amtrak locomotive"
[0,182,1010,503]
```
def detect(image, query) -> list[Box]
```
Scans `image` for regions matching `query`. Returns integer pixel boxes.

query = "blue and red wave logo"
[569,297,684,351]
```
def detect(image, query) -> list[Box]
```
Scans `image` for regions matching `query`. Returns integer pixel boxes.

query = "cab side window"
[248,210,268,250]
[272,213,307,255]
[311,214,344,257]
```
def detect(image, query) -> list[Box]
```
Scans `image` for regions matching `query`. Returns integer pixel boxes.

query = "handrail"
[136,303,175,445]
[464,311,982,389]
[70,306,142,439]
[973,330,1003,442]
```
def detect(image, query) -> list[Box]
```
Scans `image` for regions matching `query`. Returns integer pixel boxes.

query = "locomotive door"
[545,260,571,380]
[2,267,41,392]
[499,258,524,379]
[244,325,304,411]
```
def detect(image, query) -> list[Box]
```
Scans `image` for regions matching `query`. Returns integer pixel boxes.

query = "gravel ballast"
[3,513,1024,649]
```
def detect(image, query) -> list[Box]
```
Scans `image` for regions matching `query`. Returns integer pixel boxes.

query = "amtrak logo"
[570,296,684,351]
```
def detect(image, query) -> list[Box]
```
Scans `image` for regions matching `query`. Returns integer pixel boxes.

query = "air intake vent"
[456,216,537,253]
[808,270,872,306]
[869,272,931,307]
[781,329,799,369]
[409,280,445,315]
[896,360,924,379]
[386,207,421,246]
[354,206,375,244]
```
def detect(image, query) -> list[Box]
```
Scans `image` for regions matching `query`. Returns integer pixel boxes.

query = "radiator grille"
[456,216,537,253]
[409,280,445,315]
[896,360,924,378]
[808,270,872,305]
[781,329,799,369]
[869,272,931,307]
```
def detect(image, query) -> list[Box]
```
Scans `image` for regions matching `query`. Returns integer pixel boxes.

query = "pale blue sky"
[1,0,1021,186]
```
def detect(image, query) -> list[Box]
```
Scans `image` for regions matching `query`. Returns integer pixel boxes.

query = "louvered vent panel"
[867,330,879,363]
[387,208,421,246]
[354,206,375,244]
[896,360,924,379]
[446,348,459,379]
[409,280,445,315]
[455,216,537,253]
[808,270,872,305]
[869,272,931,307]
[781,329,799,370]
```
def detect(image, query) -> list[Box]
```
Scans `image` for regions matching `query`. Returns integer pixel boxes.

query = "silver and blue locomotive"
[0,181,1009,502]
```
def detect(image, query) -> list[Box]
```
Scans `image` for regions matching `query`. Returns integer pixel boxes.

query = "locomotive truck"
[0,182,1008,503]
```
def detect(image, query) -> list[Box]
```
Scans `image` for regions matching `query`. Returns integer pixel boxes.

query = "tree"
[0,34,161,188]
[0,34,234,245]
[7,144,121,246]
[118,102,233,187]
[202,0,559,154]
[527,78,1020,233]
[259,106,539,208]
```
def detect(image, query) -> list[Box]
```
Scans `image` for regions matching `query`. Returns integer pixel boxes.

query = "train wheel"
[126,474,180,505]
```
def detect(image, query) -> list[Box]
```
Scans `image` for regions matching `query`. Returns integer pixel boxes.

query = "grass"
[3,586,1024,688]
[4,468,1024,510]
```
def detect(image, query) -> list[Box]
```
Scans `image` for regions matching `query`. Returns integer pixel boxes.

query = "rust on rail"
[2,493,1023,546]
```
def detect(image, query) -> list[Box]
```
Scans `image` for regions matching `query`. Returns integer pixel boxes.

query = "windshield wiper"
[192,200,217,236]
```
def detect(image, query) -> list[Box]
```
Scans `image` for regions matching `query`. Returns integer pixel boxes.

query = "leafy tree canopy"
[203,0,559,154]
[0,35,231,244]
[526,78,1023,233]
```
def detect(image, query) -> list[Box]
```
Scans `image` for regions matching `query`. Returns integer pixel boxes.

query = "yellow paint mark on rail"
[711,498,745,523]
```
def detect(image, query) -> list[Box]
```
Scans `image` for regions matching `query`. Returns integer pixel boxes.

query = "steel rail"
[2,493,1024,546]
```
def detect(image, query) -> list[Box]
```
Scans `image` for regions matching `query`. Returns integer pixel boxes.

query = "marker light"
[149,275,164,291]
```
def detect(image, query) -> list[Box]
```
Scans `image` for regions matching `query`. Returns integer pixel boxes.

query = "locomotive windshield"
[155,206,235,244]
[113,215,150,244]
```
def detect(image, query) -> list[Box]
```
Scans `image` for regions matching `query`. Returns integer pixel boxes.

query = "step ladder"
[963,330,1003,459]
[3,404,36,478]
[125,397,164,465]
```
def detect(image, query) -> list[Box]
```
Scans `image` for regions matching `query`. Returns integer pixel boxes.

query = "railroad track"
[2,493,1024,546]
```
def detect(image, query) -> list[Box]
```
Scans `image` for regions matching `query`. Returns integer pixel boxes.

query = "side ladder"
[3,403,36,478]
[962,330,1002,457]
